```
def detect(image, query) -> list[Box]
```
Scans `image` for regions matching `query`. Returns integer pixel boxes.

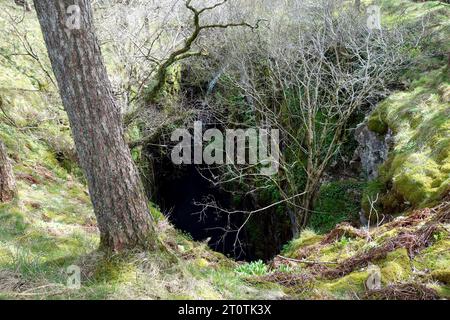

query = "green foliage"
[276,264,294,274]
[367,112,389,135]
[149,202,165,223]
[433,231,447,242]
[235,260,269,276]
[309,181,364,233]
[0,0,448,301]
[337,236,351,247]
[363,0,450,211]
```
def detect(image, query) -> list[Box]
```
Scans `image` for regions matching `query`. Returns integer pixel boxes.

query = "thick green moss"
[413,239,450,271]
[369,67,450,209]
[93,256,138,284]
[314,248,413,299]
[367,111,389,135]
[431,270,450,284]
[317,271,368,299]
[380,248,412,284]
[392,153,445,205]
[282,229,323,257]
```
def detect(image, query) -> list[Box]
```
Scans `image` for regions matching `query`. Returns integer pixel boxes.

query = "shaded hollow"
[143,149,293,261]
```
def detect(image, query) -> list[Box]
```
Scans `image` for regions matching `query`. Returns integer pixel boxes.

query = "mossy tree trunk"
[0,140,16,202]
[33,0,157,251]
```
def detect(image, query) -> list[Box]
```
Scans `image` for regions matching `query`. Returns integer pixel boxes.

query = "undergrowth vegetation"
[311,181,364,233]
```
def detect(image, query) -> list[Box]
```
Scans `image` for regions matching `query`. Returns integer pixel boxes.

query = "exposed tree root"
[321,223,369,244]
[318,222,444,279]
[258,272,313,288]
[279,198,449,283]
[364,283,439,300]
[248,272,314,295]
[291,223,369,260]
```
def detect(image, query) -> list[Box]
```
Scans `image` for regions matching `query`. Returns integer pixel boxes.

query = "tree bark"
[0,140,16,202]
[33,0,156,251]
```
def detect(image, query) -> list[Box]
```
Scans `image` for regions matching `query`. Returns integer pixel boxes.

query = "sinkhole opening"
[149,157,293,261]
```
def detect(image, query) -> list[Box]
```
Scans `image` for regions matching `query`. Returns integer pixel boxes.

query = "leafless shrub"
[197,0,433,237]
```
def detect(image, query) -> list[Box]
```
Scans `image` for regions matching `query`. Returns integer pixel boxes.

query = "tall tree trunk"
[0,140,16,202]
[33,0,156,251]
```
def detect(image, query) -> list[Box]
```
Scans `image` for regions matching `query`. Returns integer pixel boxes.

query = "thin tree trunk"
[287,207,299,238]
[33,0,157,251]
[355,0,361,12]
[0,140,16,202]
[14,0,31,11]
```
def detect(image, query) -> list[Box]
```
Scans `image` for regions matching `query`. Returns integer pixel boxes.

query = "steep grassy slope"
[363,0,450,215]
[367,67,449,211]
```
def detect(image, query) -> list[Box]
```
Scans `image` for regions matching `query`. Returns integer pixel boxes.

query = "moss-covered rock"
[317,271,368,299]
[391,153,446,206]
[367,111,389,135]
[367,67,450,211]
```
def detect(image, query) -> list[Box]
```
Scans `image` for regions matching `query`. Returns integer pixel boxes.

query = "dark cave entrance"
[147,154,293,261]
[155,164,240,257]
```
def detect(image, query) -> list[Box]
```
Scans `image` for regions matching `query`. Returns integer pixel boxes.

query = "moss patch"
[380,248,411,284]
[431,269,450,284]
[317,271,368,299]
[368,67,450,210]
[282,229,323,257]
